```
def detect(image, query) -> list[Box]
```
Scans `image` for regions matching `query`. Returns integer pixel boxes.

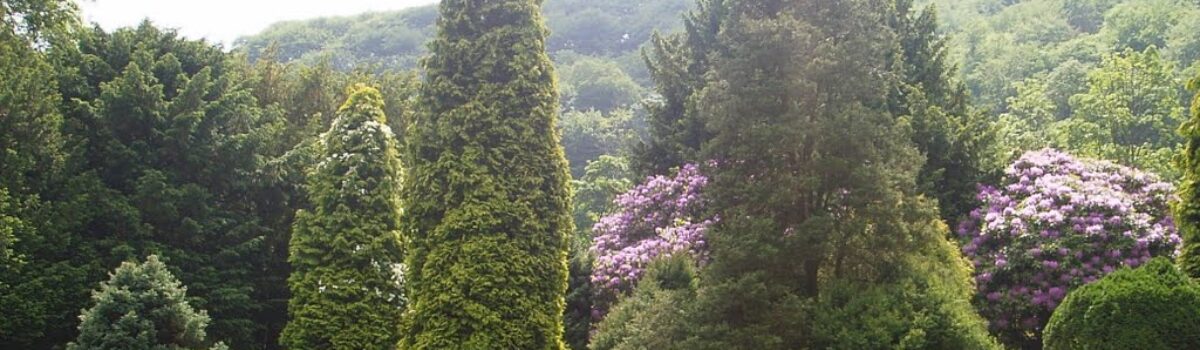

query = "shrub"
[1043,257,1200,349]
[589,163,714,318]
[957,149,1180,346]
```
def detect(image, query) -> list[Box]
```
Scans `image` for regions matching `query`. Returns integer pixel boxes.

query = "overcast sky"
[77,0,439,47]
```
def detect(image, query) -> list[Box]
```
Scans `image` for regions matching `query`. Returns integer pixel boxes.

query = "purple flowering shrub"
[589,163,715,319]
[957,149,1180,345]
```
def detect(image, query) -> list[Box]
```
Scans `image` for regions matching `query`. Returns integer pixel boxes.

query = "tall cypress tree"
[1176,75,1200,278]
[280,84,405,349]
[400,0,573,348]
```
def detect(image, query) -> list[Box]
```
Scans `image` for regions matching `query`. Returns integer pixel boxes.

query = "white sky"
[76,0,439,47]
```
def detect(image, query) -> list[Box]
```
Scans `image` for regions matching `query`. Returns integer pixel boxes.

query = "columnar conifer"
[280,84,405,349]
[1176,75,1200,278]
[399,0,574,348]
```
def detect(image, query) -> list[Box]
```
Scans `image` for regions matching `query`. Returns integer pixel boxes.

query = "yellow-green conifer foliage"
[399,0,574,348]
[280,85,405,349]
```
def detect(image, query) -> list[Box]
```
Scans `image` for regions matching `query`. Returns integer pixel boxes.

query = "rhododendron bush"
[957,149,1180,346]
[589,164,715,319]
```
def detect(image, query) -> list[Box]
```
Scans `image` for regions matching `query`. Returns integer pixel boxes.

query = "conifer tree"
[1176,75,1200,278]
[280,84,405,350]
[673,0,996,347]
[67,255,226,350]
[399,0,573,348]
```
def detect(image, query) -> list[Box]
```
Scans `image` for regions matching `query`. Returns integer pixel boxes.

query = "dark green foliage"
[1043,258,1200,350]
[280,85,405,349]
[888,0,997,222]
[563,156,632,349]
[632,0,724,176]
[560,110,637,178]
[67,255,226,350]
[657,0,997,348]
[15,23,287,348]
[589,255,697,350]
[1176,74,1200,278]
[399,0,574,348]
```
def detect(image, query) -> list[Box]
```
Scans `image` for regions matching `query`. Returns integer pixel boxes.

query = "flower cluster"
[957,149,1180,344]
[589,163,714,319]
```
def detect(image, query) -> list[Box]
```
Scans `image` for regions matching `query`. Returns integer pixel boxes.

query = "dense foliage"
[398,0,574,348]
[958,149,1180,347]
[1043,257,1200,350]
[589,163,712,318]
[8,0,1200,349]
[68,255,226,350]
[280,85,405,349]
[1176,74,1200,278]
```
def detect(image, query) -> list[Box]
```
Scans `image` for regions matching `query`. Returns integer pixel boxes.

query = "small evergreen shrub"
[1043,257,1200,349]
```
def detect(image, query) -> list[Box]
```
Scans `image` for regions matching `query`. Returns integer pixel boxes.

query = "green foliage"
[807,236,1000,350]
[1061,48,1182,176]
[235,0,689,72]
[889,0,998,222]
[67,255,226,350]
[588,256,697,350]
[398,0,574,348]
[1043,258,1200,350]
[1176,74,1200,278]
[631,0,723,176]
[280,85,405,349]
[558,58,643,113]
[660,1,996,348]
[560,110,637,178]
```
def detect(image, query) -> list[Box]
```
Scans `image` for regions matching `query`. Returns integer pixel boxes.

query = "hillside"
[235,0,692,84]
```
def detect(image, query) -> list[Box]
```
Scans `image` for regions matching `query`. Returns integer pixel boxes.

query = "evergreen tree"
[67,255,226,350]
[887,0,996,222]
[399,0,574,348]
[671,0,995,347]
[280,84,405,349]
[1177,74,1200,278]
[632,0,725,176]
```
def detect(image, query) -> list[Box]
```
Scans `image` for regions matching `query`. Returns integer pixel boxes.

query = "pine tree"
[887,0,996,223]
[673,0,996,347]
[632,0,726,176]
[280,84,405,350]
[399,0,573,348]
[67,255,226,350]
[1176,75,1200,278]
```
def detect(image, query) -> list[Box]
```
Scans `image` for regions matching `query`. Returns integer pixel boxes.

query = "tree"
[399,0,574,348]
[958,149,1180,347]
[67,255,226,350]
[588,255,698,350]
[1043,258,1200,350]
[564,155,632,349]
[631,0,725,176]
[674,0,995,348]
[1063,48,1182,177]
[1177,74,1200,278]
[280,84,405,349]
[888,0,997,222]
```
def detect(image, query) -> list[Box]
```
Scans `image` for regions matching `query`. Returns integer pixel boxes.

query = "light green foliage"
[1100,0,1183,52]
[67,255,226,350]
[1043,258,1200,349]
[399,0,574,348]
[280,85,405,349]
[1062,48,1182,176]
[558,57,644,113]
[1175,74,1200,278]
[807,231,1000,350]
[589,255,697,350]
[560,109,637,177]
